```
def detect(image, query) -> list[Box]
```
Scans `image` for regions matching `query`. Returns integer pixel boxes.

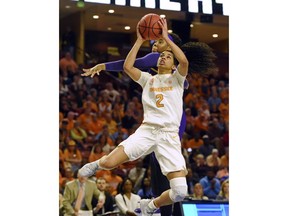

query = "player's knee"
[169,177,187,202]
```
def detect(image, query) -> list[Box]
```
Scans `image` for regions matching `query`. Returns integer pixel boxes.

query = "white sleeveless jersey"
[136,69,186,129]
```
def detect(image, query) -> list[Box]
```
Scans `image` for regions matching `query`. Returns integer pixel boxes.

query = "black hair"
[117,177,134,195]
[181,42,218,76]
[169,33,182,48]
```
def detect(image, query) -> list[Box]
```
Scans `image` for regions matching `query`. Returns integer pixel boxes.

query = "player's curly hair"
[169,33,182,48]
[181,42,218,76]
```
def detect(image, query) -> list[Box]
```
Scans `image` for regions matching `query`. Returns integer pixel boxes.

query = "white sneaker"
[78,161,98,177]
[139,199,158,216]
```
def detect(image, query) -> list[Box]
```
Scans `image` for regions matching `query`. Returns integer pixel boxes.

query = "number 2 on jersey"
[156,94,164,107]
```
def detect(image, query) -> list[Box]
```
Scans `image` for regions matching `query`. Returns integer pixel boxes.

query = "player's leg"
[150,153,173,215]
[149,111,186,215]
[79,125,155,177]
[139,170,187,215]
[78,145,129,177]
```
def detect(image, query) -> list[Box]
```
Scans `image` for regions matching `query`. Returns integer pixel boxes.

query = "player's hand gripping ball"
[138,13,162,40]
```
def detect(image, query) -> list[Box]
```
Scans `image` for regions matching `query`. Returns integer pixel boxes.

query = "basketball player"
[79,18,189,215]
[82,23,185,216]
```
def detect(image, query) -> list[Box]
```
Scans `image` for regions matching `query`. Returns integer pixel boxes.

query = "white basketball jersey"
[137,70,186,129]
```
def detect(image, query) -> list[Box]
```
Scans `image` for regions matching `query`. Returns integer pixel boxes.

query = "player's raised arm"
[158,18,188,77]
[81,63,106,78]
[123,23,146,82]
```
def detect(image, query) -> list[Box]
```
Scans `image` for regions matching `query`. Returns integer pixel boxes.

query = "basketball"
[138,13,162,40]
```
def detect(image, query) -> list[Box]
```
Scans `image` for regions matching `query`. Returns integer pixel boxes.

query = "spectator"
[128,160,146,193]
[62,171,100,216]
[137,177,154,199]
[199,135,214,158]
[82,95,98,113]
[194,111,209,136]
[220,147,229,167]
[70,121,88,144]
[111,123,129,142]
[121,108,138,131]
[60,167,75,194]
[98,92,112,118]
[184,132,203,150]
[115,178,141,216]
[103,112,118,135]
[105,168,123,196]
[199,167,221,199]
[191,153,208,179]
[63,140,82,173]
[207,118,224,142]
[65,111,76,131]
[89,143,107,163]
[190,183,209,200]
[184,108,195,135]
[77,107,93,131]
[97,133,115,154]
[206,148,221,168]
[92,177,116,215]
[207,91,222,111]
[59,51,78,76]
[216,166,229,183]
[216,179,229,201]
[86,113,104,136]
[186,167,200,195]
[218,97,229,124]
[101,82,120,103]
[112,101,125,123]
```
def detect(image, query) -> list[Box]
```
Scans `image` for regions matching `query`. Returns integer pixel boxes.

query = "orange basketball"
[138,13,162,40]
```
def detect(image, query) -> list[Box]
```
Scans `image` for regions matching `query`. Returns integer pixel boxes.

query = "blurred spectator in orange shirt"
[86,113,104,136]
[89,143,107,163]
[105,168,123,196]
[59,51,78,76]
[77,107,93,131]
[64,111,76,131]
[194,111,209,135]
[112,102,125,124]
[220,147,229,167]
[218,98,229,117]
[220,87,229,101]
[184,86,199,105]
[103,112,117,135]
[185,133,204,150]
[63,140,82,173]
[82,94,98,113]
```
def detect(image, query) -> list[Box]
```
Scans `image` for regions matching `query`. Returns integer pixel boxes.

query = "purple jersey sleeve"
[105,52,160,71]
[179,111,186,139]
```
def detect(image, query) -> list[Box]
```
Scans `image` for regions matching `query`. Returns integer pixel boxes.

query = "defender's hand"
[81,63,105,78]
